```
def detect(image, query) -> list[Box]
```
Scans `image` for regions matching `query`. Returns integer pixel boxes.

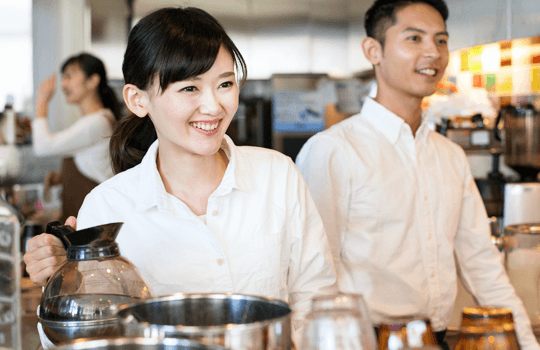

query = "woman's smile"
[190,119,221,135]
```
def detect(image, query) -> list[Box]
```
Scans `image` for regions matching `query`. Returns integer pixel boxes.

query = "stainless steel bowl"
[116,293,292,350]
[55,337,227,350]
[40,317,121,345]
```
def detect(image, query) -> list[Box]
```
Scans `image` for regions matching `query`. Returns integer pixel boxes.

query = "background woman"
[32,53,121,223]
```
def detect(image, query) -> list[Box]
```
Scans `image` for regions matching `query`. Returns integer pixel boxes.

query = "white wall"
[0,0,33,113]
[512,0,540,40]
[32,0,87,131]
[228,19,353,79]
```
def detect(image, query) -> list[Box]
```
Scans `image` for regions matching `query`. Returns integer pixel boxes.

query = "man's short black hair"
[364,0,449,47]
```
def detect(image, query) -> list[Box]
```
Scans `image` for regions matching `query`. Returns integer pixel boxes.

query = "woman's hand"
[65,216,77,230]
[35,74,57,118]
[22,216,77,286]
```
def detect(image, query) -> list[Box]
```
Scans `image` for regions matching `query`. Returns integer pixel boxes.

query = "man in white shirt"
[296,0,540,349]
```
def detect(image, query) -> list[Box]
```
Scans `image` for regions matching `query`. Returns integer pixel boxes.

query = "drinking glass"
[301,293,377,350]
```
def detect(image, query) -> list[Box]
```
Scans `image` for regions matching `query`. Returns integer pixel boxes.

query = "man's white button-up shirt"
[296,97,538,349]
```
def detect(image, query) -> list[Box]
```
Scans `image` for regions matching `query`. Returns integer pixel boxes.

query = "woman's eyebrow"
[190,71,235,81]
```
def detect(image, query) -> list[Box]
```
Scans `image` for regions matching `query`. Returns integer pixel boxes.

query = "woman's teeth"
[191,122,219,131]
[417,68,437,77]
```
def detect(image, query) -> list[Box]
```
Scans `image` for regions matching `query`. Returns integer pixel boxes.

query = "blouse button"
[217,258,225,266]
[212,210,219,216]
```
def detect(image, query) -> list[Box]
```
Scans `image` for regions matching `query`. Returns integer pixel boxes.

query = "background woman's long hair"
[109,6,247,174]
[61,53,121,120]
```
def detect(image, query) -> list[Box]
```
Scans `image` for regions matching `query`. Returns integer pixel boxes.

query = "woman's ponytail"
[109,113,157,174]
[99,84,121,120]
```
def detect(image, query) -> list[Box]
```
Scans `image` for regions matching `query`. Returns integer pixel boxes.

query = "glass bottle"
[377,316,438,350]
[454,306,520,350]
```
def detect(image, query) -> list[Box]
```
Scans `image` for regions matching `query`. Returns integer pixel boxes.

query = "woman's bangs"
[156,30,222,92]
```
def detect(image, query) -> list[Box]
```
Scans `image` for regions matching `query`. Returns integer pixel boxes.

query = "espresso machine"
[494,105,540,226]
[491,104,540,327]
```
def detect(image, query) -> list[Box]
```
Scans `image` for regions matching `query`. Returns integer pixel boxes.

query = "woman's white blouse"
[32,109,115,183]
[77,135,337,330]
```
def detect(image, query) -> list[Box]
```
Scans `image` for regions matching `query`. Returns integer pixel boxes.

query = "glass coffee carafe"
[38,221,152,345]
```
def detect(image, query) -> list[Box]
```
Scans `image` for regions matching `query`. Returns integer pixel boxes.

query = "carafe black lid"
[46,221,124,261]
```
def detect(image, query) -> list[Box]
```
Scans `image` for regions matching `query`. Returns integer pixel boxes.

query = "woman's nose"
[198,90,221,115]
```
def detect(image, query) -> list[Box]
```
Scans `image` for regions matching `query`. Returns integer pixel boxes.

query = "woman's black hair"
[364,0,449,48]
[110,6,247,174]
[61,53,121,120]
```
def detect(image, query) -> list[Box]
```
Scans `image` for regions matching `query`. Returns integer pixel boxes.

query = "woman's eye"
[437,38,448,45]
[408,35,420,41]
[220,81,234,88]
[180,86,196,92]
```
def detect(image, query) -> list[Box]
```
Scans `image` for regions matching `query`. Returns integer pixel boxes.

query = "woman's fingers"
[23,233,66,286]
[26,233,64,251]
[26,255,67,286]
[65,216,77,230]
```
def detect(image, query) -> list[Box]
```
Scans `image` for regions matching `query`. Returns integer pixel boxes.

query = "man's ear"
[123,84,150,118]
[362,37,383,66]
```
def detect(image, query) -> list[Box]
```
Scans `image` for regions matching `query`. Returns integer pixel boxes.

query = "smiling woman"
[24,6,337,350]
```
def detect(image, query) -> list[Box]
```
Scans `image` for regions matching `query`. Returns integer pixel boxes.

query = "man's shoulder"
[308,114,378,151]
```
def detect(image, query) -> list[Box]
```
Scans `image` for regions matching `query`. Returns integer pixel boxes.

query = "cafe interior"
[1,0,540,349]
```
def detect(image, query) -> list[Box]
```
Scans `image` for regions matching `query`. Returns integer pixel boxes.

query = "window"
[0,0,32,113]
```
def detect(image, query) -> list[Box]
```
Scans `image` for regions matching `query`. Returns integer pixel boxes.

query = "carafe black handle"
[45,221,75,250]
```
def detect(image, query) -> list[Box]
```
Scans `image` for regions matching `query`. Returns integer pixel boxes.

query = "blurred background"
[0,1,540,347]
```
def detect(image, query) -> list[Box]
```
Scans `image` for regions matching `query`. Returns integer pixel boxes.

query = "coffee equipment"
[455,307,519,350]
[503,183,540,227]
[495,105,540,182]
[56,337,227,350]
[495,222,540,327]
[0,196,22,349]
[39,221,151,345]
[116,293,292,350]
[475,148,506,218]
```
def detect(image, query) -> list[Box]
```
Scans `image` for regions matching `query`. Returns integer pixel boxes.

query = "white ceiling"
[130,0,372,22]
